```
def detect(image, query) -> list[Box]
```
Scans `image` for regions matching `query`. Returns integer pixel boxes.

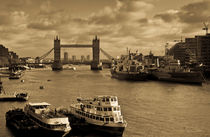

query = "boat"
[6,108,39,136]
[63,65,76,70]
[111,51,148,81]
[150,59,204,84]
[0,80,29,101]
[24,102,71,136]
[61,96,127,136]
[9,70,24,79]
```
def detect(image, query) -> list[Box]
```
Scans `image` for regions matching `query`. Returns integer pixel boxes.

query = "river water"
[1,65,210,137]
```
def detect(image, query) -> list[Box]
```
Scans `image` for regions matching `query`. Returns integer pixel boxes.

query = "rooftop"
[28,102,51,106]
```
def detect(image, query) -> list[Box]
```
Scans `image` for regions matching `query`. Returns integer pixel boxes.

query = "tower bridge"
[52,36,101,71]
[26,36,114,71]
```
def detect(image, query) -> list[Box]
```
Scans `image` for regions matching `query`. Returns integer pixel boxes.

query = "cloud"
[154,10,178,22]
[178,0,210,24]
[1,0,210,58]
[27,1,71,31]
[88,0,154,25]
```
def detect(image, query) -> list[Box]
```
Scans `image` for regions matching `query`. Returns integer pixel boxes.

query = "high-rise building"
[86,55,90,61]
[168,34,210,75]
[72,55,76,61]
[64,52,68,63]
[81,55,85,62]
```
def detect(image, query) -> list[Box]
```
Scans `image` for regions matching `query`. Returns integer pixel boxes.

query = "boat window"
[93,116,95,119]
[104,108,107,111]
[106,98,109,102]
[102,98,105,102]
[110,117,114,121]
[117,107,120,111]
[114,98,117,101]
[96,116,99,120]
[100,117,104,121]
[108,107,112,111]
[111,98,114,101]
[114,107,117,111]
[97,107,101,111]
[90,115,93,118]
[105,118,109,122]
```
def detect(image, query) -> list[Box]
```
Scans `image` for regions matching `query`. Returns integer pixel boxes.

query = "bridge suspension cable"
[37,48,54,60]
[100,48,115,60]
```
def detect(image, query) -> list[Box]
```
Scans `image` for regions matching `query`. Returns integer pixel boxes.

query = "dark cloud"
[177,1,210,24]
[154,13,175,22]
[27,21,57,30]
[137,18,148,24]
[154,1,210,24]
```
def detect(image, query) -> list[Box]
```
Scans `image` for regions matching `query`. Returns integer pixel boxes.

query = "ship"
[111,51,148,81]
[0,80,29,101]
[60,96,127,136]
[150,59,204,84]
[24,102,71,137]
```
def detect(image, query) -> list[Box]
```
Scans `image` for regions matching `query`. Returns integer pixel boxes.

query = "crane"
[203,22,209,34]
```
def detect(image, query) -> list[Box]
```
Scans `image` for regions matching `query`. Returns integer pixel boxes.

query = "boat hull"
[0,96,28,101]
[151,71,203,84]
[111,70,147,81]
[6,109,69,137]
[66,114,125,136]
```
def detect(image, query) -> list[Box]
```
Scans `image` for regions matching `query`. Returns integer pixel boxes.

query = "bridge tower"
[91,36,102,70]
[52,36,63,71]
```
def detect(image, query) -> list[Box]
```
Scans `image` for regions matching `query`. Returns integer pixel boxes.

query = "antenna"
[203,22,209,34]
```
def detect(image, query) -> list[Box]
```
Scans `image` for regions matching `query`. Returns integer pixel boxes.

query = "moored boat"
[9,70,24,79]
[0,80,29,101]
[61,96,127,136]
[111,51,148,81]
[0,92,29,101]
[150,59,204,84]
[24,102,71,136]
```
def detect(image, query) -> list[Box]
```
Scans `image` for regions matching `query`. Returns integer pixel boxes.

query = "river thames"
[1,65,210,137]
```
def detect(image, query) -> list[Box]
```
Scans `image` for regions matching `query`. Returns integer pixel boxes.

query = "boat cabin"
[25,102,51,114]
[71,96,124,124]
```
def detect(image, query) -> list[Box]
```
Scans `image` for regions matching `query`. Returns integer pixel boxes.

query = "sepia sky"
[0,0,210,58]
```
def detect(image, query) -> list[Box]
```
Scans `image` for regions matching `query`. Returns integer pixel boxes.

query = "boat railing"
[74,108,122,124]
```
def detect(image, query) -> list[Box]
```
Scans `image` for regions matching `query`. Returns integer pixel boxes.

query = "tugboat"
[24,102,71,136]
[61,96,127,136]
[0,79,29,101]
[111,51,148,81]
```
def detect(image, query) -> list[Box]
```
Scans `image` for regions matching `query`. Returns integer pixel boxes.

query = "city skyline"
[0,0,209,58]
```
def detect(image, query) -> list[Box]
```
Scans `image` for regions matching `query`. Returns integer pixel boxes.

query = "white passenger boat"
[24,102,71,136]
[66,96,127,136]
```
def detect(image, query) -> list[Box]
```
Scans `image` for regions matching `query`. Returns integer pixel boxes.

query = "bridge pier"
[52,36,63,71]
[91,36,102,70]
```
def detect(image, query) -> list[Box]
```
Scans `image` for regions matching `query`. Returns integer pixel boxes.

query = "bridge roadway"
[60,44,92,48]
